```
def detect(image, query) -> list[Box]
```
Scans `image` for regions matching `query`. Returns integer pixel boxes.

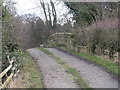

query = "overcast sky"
[13,0,73,24]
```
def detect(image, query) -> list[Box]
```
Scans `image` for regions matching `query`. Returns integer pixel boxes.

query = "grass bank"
[39,48,90,88]
[14,51,43,88]
[22,52,43,88]
[57,47,119,77]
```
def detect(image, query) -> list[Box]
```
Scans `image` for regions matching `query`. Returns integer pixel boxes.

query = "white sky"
[13,0,73,24]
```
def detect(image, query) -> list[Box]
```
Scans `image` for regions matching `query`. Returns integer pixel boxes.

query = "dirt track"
[27,48,118,88]
[47,48,118,88]
[27,48,79,88]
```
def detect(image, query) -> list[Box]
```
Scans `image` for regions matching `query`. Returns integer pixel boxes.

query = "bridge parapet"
[47,32,74,48]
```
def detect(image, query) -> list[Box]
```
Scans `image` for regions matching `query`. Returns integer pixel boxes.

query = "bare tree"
[39,0,57,32]
[47,3,52,27]
[50,0,57,29]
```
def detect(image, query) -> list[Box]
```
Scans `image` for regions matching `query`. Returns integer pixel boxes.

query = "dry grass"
[86,17,118,31]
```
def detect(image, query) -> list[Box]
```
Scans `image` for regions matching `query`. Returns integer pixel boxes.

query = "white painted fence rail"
[0,56,19,88]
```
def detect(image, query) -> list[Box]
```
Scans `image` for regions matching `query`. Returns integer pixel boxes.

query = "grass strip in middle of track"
[39,48,90,88]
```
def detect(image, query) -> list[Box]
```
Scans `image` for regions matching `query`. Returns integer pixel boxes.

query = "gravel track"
[47,48,118,88]
[27,48,79,88]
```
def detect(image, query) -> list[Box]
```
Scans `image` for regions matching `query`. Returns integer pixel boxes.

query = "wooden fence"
[0,56,19,88]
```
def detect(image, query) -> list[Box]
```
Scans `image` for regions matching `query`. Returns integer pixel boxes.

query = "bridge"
[46,32,74,48]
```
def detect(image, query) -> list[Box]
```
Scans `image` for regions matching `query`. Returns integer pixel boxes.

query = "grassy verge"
[39,48,90,88]
[20,52,43,88]
[57,46,120,77]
